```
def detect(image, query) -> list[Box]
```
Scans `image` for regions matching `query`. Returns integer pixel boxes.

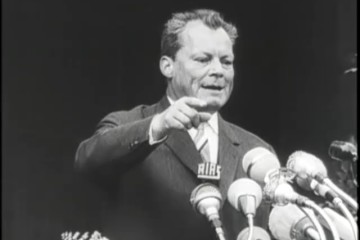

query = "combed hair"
[161,9,238,59]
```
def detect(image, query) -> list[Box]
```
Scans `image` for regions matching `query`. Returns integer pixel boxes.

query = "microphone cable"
[246,214,254,240]
[299,206,326,240]
[333,198,358,240]
[303,199,340,240]
[316,174,358,211]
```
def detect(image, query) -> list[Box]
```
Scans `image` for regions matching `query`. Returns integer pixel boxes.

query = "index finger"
[181,97,207,109]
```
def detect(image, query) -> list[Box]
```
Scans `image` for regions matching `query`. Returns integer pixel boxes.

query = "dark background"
[3,0,356,239]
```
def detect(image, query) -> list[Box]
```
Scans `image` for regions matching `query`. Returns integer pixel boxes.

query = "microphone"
[262,168,307,206]
[329,140,357,162]
[287,151,358,211]
[242,147,281,184]
[286,151,327,191]
[285,152,335,201]
[227,178,263,240]
[264,168,342,240]
[264,179,308,206]
[227,178,263,216]
[269,204,321,240]
[190,183,226,240]
[237,226,270,240]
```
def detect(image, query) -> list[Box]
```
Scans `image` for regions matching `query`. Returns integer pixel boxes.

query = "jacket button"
[129,140,139,149]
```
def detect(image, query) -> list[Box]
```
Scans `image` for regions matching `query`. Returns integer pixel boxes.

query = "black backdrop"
[3,0,356,239]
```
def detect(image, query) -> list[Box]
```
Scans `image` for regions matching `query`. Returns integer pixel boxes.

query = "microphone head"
[287,151,328,190]
[329,140,357,162]
[237,226,271,240]
[242,147,281,184]
[268,204,307,240]
[227,178,263,213]
[263,177,299,205]
[190,183,222,216]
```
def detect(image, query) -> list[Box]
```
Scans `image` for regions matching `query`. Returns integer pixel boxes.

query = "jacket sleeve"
[75,106,157,175]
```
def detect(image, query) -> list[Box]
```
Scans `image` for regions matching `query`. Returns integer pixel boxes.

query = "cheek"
[225,70,235,87]
[227,68,235,78]
[177,63,198,80]
[188,66,208,79]
[174,65,190,87]
[186,67,208,87]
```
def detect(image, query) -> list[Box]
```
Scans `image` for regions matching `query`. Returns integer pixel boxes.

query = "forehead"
[178,20,233,53]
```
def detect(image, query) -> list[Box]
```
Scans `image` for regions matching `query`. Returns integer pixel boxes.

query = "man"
[76,9,274,240]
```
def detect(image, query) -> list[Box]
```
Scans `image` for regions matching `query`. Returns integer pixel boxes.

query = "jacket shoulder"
[225,121,274,150]
[98,102,160,127]
[100,105,146,125]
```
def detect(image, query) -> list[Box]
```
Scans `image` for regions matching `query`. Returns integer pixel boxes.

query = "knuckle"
[189,109,197,118]
[177,122,184,129]
[183,118,191,125]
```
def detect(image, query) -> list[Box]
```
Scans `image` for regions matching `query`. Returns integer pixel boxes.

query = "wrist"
[150,114,167,142]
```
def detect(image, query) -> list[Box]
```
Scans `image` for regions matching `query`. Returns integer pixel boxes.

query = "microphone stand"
[349,162,358,187]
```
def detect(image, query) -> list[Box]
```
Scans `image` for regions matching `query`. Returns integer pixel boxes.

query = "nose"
[209,58,224,78]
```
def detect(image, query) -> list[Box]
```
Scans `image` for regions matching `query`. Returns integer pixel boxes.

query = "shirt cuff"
[149,115,167,145]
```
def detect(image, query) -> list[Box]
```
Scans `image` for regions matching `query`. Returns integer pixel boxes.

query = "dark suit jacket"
[75,96,275,240]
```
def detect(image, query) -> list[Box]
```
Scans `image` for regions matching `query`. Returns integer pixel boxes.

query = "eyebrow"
[221,55,234,60]
[190,51,234,59]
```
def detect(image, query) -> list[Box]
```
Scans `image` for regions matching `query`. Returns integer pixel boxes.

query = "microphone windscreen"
[237,226,271,240]
[227,178,262,211]
[287,151,328,190]
[287,151,327,176]
[242,147,281,183]
[190,183,222,214]
[268,204,305,240]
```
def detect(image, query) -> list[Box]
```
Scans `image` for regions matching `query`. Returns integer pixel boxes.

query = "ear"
[159,56,174,78]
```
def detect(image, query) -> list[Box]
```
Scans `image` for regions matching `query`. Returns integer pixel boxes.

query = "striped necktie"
[194,123,211,162]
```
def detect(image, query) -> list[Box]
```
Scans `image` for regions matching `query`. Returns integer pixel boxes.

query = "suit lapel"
[143,96,202,175]
[217,116,243,201]
[165,130,203,175]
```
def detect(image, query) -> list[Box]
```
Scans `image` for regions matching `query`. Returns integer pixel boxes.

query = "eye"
[195,57,210,63]
[222,59,233,66]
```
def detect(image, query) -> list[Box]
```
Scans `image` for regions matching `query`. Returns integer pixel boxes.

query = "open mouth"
[202,85,224,91]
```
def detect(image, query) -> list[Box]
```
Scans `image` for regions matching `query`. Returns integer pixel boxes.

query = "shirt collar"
[167,96,218,134]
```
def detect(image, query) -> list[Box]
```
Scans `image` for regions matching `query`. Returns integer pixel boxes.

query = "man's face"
[168,20,235,113]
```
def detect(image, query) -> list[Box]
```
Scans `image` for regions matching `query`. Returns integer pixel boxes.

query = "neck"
[166,86,181,101]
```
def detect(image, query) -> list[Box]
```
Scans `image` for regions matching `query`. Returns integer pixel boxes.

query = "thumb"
[198,112,212,122]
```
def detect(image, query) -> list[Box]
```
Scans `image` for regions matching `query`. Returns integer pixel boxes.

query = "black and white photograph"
[3,0,357,240]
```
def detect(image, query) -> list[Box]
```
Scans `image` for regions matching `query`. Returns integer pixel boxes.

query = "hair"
[161,9,238,59]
